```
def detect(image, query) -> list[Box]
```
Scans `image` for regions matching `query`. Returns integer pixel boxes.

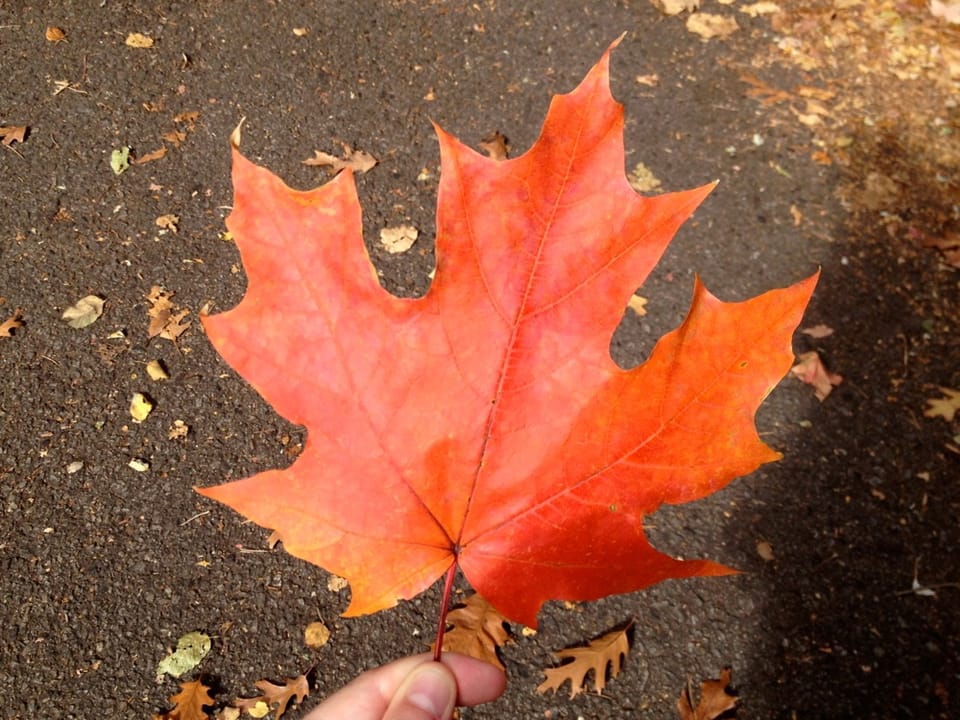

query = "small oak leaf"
[677,667,737,720]
[924,387,960,422]
[537,623,632,699]
[302,144,377,175]
[435,593,511,670]
[156,678,215,720]
[234,675,309,720]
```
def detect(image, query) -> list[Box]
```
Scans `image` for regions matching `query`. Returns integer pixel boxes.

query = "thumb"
[382,662,457,720]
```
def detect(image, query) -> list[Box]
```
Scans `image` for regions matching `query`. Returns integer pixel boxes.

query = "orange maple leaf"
[197,40,816,629]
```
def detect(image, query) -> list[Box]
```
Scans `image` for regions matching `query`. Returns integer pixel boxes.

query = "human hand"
[303,652,506,720]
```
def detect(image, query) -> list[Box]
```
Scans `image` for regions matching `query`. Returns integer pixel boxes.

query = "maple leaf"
[197,40,817,629]
[234,675,309,720]
[677,667,737,720]
[155,678,215,720]
[537,623,632,699]
[434,593,511,670]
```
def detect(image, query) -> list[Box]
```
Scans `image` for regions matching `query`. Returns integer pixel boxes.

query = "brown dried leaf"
[45,26,67,42]
[0,125,28,147]
[156,214,180,233]
[479,131,509,160]
[135,146,168,165]
[677,667,737,720]
[791,351,842,401]
[686,13,739,40]
[436,593,511,670]
[155,679,215,720]
[234,675,309,720]
[0,308,24,337]
[537,623,632,699]
[146,286,191,341]
[302,144,377,175]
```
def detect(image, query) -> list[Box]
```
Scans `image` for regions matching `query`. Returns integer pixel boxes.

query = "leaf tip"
[230,117,246,150]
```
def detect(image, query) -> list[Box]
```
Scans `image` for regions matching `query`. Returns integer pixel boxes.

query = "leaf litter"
[537,621,633,699]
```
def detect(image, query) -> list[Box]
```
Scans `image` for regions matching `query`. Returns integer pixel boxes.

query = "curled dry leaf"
[0,308,24,337]
[677,667,737,720]
[537,623,632,699]
[326,574,348,592]
[302,144,377,175]
[147,359,170,380]
[379,224,419,254]
[627,161,662,193]
[435,593,511,670]
[135,147,168,165]
[45,26,67,42]
[791,350,842,401]
[62,295,104,328]
[156,214,180,233]
[234,675,309,720]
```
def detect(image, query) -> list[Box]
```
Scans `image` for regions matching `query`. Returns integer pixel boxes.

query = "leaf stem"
[432,562,457,662]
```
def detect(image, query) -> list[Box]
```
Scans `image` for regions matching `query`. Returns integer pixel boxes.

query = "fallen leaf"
[740,2,781,17]
[435,593,511,670]
[156,214,180,233]
[0,308,24,337]
[292,27,309,36]
[66,460,84,474]
[627,294,648,316]
[635,73,659,87]
[379,224,419,254]
[924,387,960,422]
[45,26,67,42]
[651,0,700,14]
[537,624,632,699]
[125,32,154,48]
[479,131,509,160]
[326,574,348,592]
[0,125,27,147]
[791,351,842,401]
[111,147,130,174]
[197,41,816,628]
[304,620,330,649]
[627,161,662,193]
[169,420,190,440]
[155,679,215,720]
[235,676,309,720]
[147,359,170,380]
[156,631,211,679]
[130,392,154,422]
[129,458,151,472]
[677,667,737,720]
[302,144,377,175]
[147,286,191,341]
[686,13,740,40]
[800,324,834,339]
[135,146,168,165]
[62,295,104,329]
[756,540,774,561]
[163,130,188,148]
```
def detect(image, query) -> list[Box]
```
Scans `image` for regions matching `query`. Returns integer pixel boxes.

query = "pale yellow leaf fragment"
[304,620,331,649]
[627,162,662,193]
[924,387,960,422]
[740,2,781,17]
[125,32,154,48]
[130,392,153,423]
[687,13,740,40]
[379,225,418,254]
[146,359,170,380]
[627,294,648,316]
[62,295,104,329]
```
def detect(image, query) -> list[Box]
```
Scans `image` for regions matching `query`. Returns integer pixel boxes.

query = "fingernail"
[403,664,456,718]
